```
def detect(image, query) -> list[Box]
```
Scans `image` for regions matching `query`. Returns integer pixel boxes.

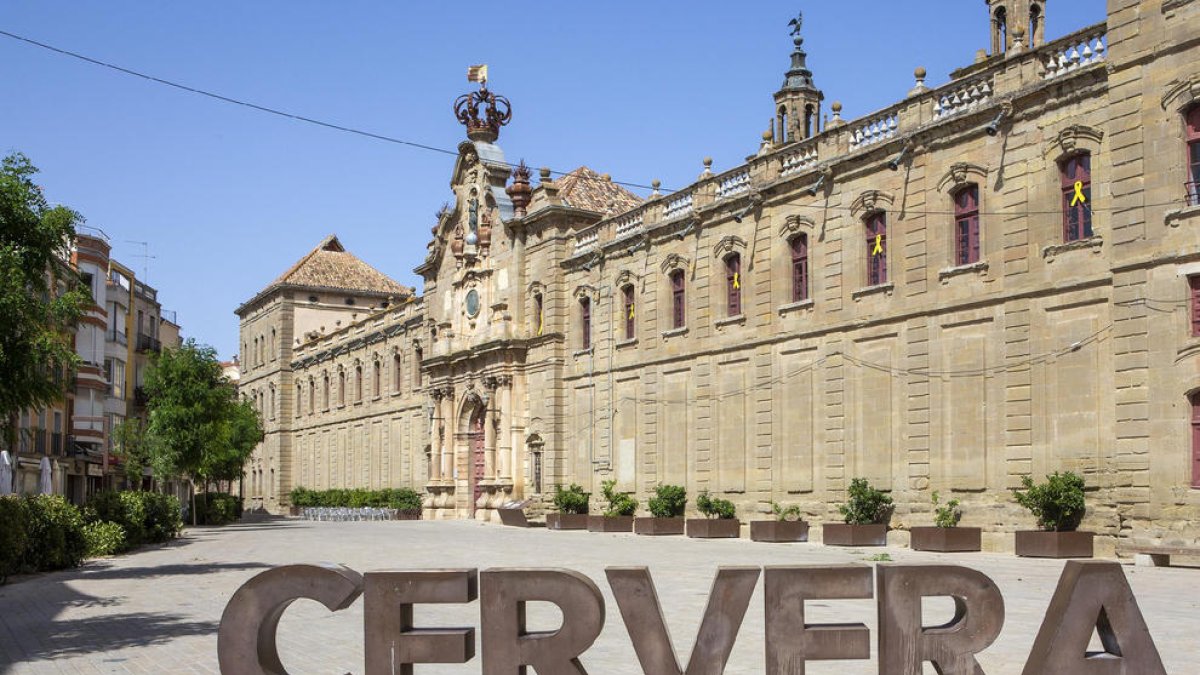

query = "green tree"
[0,152,89,489]
[110,418,151,489]
[143,340,262,523]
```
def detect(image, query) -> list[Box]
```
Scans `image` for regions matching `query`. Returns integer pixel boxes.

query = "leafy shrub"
[195,492,240,526]
[288,487,422,510]
[83,521,126,558]
[0,496,28,584]
[552,484,590,515]
[601,479,638,517]
[931,491,962,528]
[22,495,87,572]
[696,491,736,519]
[838,478,893,525]
[770,501,803,522]
[140,492,183,543]
[84,491,146,550]
[647,484,687,518]
[1013,471,1086,532]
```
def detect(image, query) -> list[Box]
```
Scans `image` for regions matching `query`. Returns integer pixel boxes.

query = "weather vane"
[788,11,803,37]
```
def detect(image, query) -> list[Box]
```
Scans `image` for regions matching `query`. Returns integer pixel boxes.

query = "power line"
[0,28,664,192]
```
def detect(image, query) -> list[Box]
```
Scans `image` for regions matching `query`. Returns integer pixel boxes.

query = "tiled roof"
[556,167,642,214]
[269,235,412,297]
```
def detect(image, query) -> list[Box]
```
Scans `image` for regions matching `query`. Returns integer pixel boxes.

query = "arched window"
[338,370,346,406]
[621,284,636,340]
[1060,153,1092,241]
[414,347,423,386]
[804,104,815,139]
[865,212,888,286]
[373,360,381,398]
[670,270,686,329]
[1186,105,1200,206]
[1191,390,1200,488]
[993,7,1008,54]
[309,379,315,414]
[296,383,303,418]
[533,293,544,336]
[269,385,276,420]
[394,353,402,394]
[580,296,592,349]
[323,373,330,410]
[1028,3,1043,48]
[355,365,363,402]
[270,328,276,361]
[725,253,742,317]
[790,234,809,302]
[954,184,981,265]
[778,105,789,144]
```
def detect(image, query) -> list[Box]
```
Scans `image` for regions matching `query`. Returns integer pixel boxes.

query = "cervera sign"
[217,561,1165,675]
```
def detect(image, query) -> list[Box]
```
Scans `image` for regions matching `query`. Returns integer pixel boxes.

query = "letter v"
[607,566,760,675]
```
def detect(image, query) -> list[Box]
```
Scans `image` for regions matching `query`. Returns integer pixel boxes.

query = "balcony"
[1188,182,1199,207]
[136,333,161,354]
[134,386,149,408]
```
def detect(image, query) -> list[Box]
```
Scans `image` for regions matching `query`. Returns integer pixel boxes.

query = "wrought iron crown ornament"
[454,86,512,143]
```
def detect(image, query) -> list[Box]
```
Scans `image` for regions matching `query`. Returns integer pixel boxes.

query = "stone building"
[238,0,1200,554]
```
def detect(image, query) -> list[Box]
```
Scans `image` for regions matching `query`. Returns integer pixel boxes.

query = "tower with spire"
[773,11,824,145]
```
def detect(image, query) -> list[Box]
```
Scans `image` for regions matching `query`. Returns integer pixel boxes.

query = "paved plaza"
[0,519,1197,674]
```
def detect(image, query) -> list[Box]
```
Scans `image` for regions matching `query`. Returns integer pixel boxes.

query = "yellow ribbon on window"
[628,303,635,319]
[872,234,883,256]
[537,312,543,336]
[1070,180,1087,206]
[732,272,740,289]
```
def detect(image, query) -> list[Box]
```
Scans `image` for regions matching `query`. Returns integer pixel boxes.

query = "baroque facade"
[238,0,1200,554]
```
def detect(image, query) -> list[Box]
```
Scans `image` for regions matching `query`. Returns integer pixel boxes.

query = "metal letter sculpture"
[763,565,874,675]
[364,569,478,675]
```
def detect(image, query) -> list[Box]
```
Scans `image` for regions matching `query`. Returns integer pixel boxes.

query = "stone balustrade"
[780,141,819,177]
[934,76,994,121]
[849,109,899,150]
[613,210,645,239]
[715,169,751,200]
[573,229,599,254]
[664,191,694,220]
[1041,27,1106,80]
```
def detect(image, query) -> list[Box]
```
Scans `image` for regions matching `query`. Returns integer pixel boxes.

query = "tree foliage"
[111,417,151,489]
[142,340,262,519]
[0,152,89,479]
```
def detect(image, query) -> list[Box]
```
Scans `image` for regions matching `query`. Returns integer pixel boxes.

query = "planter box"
[546,513,590,530]
[288,506,300,517]
[687,518,741,539]
[822,523,888,547]
[634,517,685,535]
[1015,530,1094,558]
[587,515,633,533]
[750,520,809,543]
[910,526,981,552]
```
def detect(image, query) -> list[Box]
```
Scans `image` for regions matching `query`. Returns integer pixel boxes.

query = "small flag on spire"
[467,64,489,85]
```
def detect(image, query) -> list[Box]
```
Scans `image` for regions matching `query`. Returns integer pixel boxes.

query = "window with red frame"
[622,284,635,340]
[954,184,981,265]
[725,253,742,316]
[865,212,887,286]
[791,234,809,302]
[1190,275,1200,337]
[1187,105,1200,206]
[670,270,686,329]
[1192,390,1200,488]
[580,296,592,349]
[1060,153,1092,241]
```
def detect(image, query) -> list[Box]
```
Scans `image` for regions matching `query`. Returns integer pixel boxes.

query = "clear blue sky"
[2,2,1106,360]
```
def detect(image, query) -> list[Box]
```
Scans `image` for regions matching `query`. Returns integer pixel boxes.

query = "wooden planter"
[634,517,685,535]
[910,526,981,552]
[546,513,589,530]
[687,518,741,539]
[750,520,809,543]
[1015,530,1094,558]
[822,523,887,547]
[288,506,301,517]
[587,515,633,533]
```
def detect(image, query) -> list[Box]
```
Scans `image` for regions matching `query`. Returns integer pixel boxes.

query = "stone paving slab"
[0,519,1197,674]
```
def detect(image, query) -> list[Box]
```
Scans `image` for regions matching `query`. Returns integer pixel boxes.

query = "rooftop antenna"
[124,240,156,280]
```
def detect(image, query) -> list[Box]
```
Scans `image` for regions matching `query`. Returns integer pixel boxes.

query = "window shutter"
[1190,275,1200,337]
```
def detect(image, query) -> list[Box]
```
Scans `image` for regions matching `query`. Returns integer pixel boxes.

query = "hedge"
[22,495,87,572]
[289,487,422,511]
[194,492,241,526]
[84,491,183,549]
[0,497,29,583]
[83,521,126,558]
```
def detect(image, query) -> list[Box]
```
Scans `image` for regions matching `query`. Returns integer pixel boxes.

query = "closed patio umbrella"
[0,451,11,495]
[38,456,52,495]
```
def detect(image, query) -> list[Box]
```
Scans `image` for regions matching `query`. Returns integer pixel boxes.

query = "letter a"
[1022,561,1166,675]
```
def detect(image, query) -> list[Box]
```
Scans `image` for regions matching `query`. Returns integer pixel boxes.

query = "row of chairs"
[300,507,406,521]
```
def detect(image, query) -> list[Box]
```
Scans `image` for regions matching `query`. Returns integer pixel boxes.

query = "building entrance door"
[470,409,486,513]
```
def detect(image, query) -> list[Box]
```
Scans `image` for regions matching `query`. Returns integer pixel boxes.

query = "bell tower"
[986,0,1046,55]
[773,11,824,145]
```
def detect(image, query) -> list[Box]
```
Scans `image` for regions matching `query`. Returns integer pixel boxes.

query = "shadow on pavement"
[76,560,272,581]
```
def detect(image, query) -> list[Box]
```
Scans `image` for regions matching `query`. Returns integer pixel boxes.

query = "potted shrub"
[547,484,590,530]
[824,478,892,547]
[910,492,981,552]
[1013,471,1093,558]
[587,480,637,533]
[635,484,686,535]
[687,491,741,538]
[751,502,810,543]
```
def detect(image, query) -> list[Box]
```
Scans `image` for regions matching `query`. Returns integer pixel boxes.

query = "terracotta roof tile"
[269,235,412,297]
[556,167,642,214]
